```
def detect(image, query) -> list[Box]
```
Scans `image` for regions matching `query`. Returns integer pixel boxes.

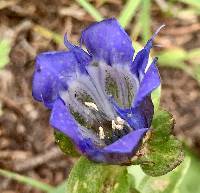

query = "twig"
[0,94,24,117]
[13,147,63,172]
[0,151,31,160]
[0,0,19,10]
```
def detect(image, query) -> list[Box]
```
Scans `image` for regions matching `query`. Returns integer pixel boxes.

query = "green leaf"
[0,169,54,192]
[158,48,188,69]
[187,48,200,60]
[140,110,184,176]
[193,65,200,83]
[118,0,142,28]
[150,110,175,143]
[75,0,103,21]
[0,39,11,69]
[187,48,200,65]
[151,86,161,112]
[157,48,200,85]
[128,156,190,193]
[54,131,80,157]
[67,156,131,193]
[179,148,200,193]
[129,148,200,193]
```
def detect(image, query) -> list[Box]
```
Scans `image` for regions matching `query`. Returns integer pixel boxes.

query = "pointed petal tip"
[133,58,160,108]
[146,24,166,50]
[151,24,165,41]
[64,33,75,50]
[153,57,158,63]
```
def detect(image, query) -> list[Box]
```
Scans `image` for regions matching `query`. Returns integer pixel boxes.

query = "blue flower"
[32,18,163,164]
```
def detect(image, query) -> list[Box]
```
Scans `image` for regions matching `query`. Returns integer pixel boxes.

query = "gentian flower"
[32,18,163,165]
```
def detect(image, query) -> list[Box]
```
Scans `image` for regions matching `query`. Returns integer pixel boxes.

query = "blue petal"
[83,128,148,164]
[80,18,134,65]
[50,99,102,156]
[135,97,154,128]
[49,100,103,161]
[133,58,160,108]
[131,47,150,80]
[32,49,91,108]
[50,99,148,164]
[109,96,153,129]
[64,34,91,69]
[103,128,148,154]
[129,97,153,129]
[131,25,165,80]
[50,98,81,144]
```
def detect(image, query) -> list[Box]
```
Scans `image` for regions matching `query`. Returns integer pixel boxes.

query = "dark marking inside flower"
[104,124,130,145]
[64,63,137,147]
[73,89,100,111]
[124,75,135,107]
[90,110,131,145]
[75,90,95,105]
[91,61,99,67]
[70,109,88,127]
[105,73,122,106]
[70,104,131,146]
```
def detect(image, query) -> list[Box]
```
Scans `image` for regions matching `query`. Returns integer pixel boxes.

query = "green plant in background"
[118,0,142,28]
[1,1,200,193]
[158,48,200,83]
[75,0,103,21]
[0,39,11,69]
[0,168,67,193]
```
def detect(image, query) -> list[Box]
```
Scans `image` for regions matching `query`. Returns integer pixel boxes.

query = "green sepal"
[128,156,191,193]
[139,110,184,176]
[67,156,132,193]
[54,131,80,157]
[151,85,161,113]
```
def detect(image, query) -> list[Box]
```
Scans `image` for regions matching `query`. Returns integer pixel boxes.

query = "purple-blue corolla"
[32,18,163,164]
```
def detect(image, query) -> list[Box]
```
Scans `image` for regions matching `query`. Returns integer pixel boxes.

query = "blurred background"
[0,0,199,192]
